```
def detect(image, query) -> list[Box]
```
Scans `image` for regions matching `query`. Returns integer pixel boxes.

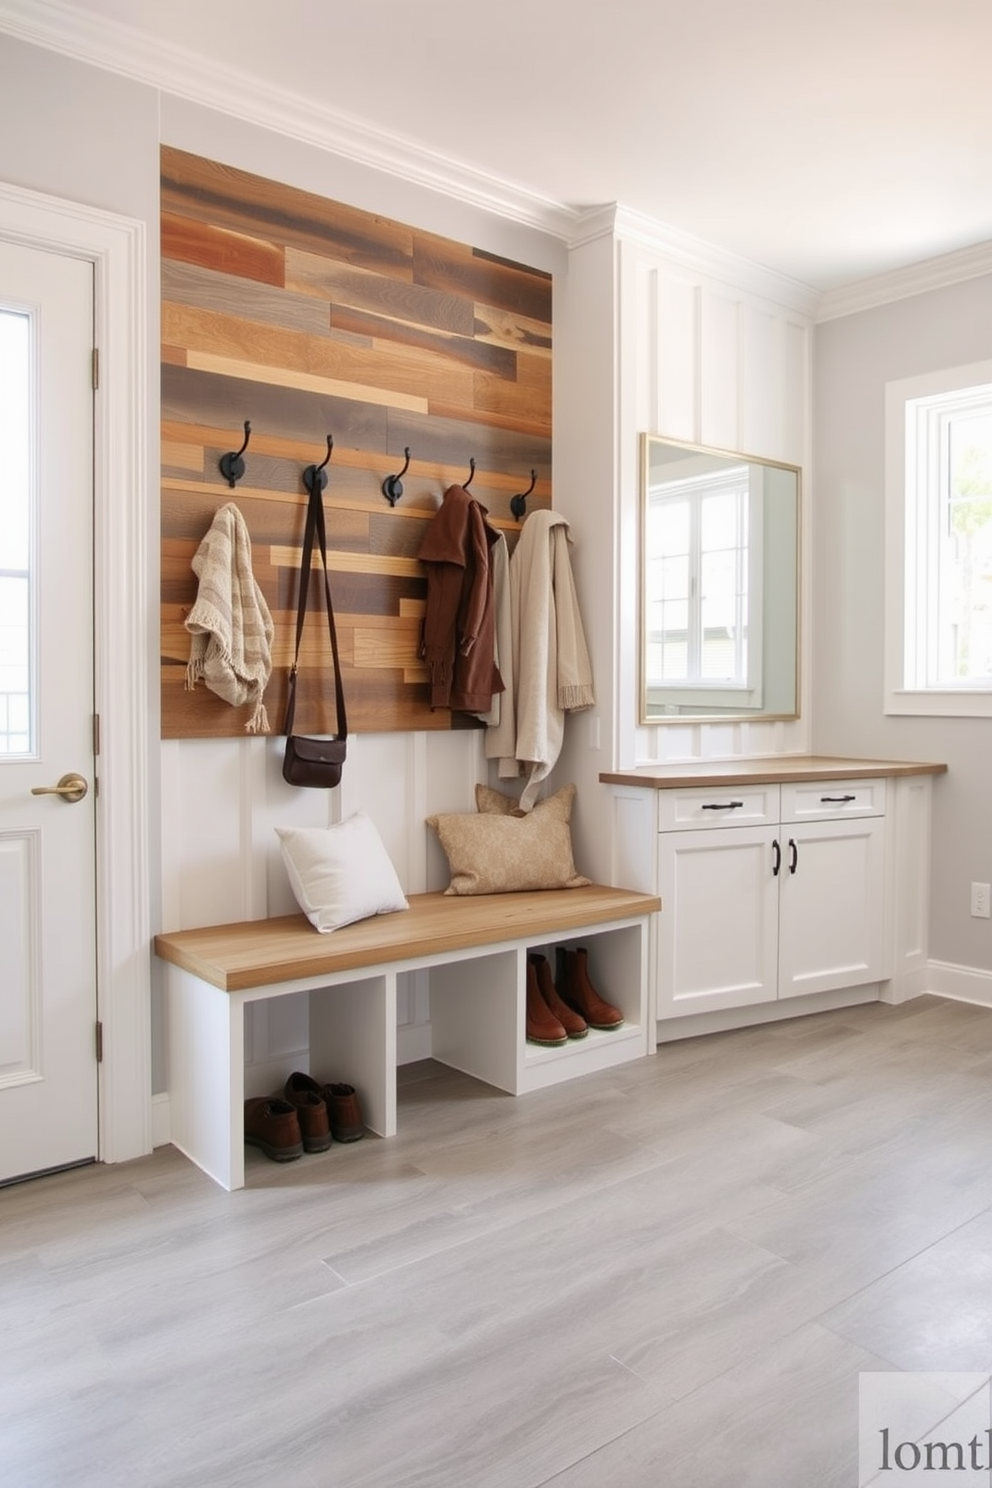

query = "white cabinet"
[657,779,887,1020]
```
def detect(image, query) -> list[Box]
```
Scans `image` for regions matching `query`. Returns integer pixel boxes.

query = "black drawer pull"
[701,800,744,811]
[820,794,856,803]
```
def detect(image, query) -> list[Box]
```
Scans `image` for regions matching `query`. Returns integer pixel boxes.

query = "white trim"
[613,204,821,318]
[0,180,151,1164]
[884,358,992,718]
[927,960,992,1009]
[817,240,992,322]
[4,0,990,315]
[0,0,580,242]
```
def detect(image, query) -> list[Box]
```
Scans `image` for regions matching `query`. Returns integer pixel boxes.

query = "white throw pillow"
[275,813,409,933]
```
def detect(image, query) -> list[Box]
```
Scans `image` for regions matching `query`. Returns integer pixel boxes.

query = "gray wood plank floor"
[5,994,992,1487]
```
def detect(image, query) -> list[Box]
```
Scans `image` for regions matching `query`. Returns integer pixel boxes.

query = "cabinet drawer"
[781,778,885,822]
[659,784,779,831]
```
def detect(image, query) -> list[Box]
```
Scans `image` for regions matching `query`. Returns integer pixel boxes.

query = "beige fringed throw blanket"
[488,508,595,811]
[185,501,274,734]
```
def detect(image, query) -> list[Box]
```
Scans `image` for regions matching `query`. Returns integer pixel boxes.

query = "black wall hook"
[303,434,334,494]
[382,447,411,507]
[510,470,537,520]
[219,420,251,488]
[463,457,476,491]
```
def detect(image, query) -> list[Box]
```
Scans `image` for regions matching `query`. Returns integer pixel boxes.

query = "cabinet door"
[777,816,885,998]
[658,825,779,1018]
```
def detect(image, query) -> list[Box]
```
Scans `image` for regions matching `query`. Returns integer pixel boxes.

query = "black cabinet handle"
[772,839,781,877]
[789,838,798,874]
[820,794,856,803]
[701,800,744,811]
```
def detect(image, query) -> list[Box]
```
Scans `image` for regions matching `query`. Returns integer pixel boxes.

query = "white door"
[0,240,97,1184]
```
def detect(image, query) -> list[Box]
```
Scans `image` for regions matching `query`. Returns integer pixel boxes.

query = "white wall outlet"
[971,882,991,918]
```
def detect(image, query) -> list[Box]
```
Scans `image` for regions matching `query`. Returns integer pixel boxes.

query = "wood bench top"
[154,884,661,992]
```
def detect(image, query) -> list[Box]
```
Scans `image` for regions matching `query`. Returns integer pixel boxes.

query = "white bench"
[154,884,661,1191]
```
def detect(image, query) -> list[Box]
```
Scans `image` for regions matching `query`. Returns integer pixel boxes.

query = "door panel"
[778,816,886,998]
[658,824,779,1016]
[0,240,96,1184]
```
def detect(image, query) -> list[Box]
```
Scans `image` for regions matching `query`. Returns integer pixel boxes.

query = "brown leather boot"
[282,1072,332,1152]
[556,946,624,1030]
[320,1082,365,1143]
[526,957,568,1046]
[531,953,587,1039]
[244,1097,304,1161]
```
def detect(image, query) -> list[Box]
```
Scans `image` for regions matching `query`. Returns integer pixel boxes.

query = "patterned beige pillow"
[426,783,590,895]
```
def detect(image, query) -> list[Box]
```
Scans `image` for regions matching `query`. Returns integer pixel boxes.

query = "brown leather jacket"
[418,484,504,713]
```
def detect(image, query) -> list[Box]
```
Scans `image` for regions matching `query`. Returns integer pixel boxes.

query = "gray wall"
[813,272,992,969]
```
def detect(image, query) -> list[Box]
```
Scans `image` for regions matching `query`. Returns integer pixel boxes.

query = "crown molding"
[6,1,991,318]
[613,204,821,318]
[816,239,992,321]
[0,0,584,240]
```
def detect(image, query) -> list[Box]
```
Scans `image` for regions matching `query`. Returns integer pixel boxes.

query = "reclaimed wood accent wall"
[160,147,553,738]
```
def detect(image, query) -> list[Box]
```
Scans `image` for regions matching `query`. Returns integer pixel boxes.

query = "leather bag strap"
[284,471,348,739]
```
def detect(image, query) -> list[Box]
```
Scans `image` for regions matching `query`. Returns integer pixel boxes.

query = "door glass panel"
[0,306,32,755]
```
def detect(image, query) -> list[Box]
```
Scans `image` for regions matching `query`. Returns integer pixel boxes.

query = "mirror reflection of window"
[647,466,751,690]
[640,435,798,723]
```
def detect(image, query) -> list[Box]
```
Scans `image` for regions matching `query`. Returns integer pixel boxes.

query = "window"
[0,304,33,755]
[886,359,992,716]
[644,462,763,711]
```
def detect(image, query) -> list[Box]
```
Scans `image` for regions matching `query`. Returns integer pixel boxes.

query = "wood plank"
[330,303,519,379]
[162,364,390,449]
[352,622,423,670]
[413,233,552,322]
[162,441,203,473]
[185,349,430,415]
[163,257,331,337]
[153,886,661,991]
[269,547,422,578]
[162,146,415,274]
[161,211,284,287]
[285,246,475,335]
[474,301,553,357]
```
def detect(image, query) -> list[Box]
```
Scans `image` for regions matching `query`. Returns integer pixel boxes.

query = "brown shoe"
[282,1072,332,1153]
[320,1082,365,1142]
[244,1097,303,1162]
[557,946,624,1030]
[531,953,587,1039]
[526,957,568,1046]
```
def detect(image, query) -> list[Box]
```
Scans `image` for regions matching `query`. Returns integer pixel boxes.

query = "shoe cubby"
[428,920,650,1097]
[519,925,649,1089]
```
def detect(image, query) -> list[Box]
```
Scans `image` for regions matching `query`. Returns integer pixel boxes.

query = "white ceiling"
[6,0,992,294]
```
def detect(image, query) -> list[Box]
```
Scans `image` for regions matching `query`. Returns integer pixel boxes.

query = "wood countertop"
[599,755,947,790]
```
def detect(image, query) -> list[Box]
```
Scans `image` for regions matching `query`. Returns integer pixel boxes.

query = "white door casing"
[0,181,151,1167]
[0,240,98,1182]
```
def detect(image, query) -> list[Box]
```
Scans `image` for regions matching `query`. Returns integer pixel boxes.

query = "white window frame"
[644,465,764,712]
[885,357,992,716]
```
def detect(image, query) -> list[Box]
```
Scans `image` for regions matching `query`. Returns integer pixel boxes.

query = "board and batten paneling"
[619,237,813,772]
[160,146,552,739]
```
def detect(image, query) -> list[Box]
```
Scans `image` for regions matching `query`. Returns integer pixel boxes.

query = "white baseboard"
[926,959,992,1008]
[655,984,881,1043]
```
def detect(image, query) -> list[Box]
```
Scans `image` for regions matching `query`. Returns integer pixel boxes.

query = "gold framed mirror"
[640,434,800,723]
